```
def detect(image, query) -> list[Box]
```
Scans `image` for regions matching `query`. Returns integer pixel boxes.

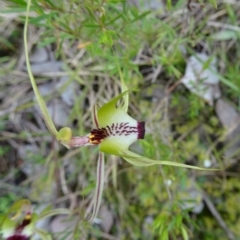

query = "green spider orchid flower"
[0,199,71,240]
[59,91,208,169]
[55,91,213,221]
[0,200,34,240]
[61,91,144,152]
[57,91,146,221]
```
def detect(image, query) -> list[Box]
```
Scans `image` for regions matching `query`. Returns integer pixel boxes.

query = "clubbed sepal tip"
[137,121,145,139]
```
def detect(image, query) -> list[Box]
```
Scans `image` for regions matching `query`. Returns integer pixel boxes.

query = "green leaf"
[36,205,52,217]
[181,226,189,240]
[40,0,56,7]
[0,37,15,50]
[0,7,28,13]
[166,0,172,10]
[99,30,113,45]
[38,37,57,48]
[7,0,26,6]
[210,30,238,41]
[209,0,217,8]
[130,10,151,23]
[108,0,124,3]
[28,13,55,25]
[161,229,169,240]
[106,14,122,26]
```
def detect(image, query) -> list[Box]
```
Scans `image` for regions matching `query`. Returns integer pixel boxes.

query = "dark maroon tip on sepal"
[7,235,29,240]
[137,121,145,139]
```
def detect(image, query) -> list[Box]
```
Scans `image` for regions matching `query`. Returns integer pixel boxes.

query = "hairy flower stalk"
[67,136,90,148]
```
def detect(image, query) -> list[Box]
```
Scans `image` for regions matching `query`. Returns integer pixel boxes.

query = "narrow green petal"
[38,208,71,220]
[24,0,58,137]
[87,152,105,222]
[92,103,100,128]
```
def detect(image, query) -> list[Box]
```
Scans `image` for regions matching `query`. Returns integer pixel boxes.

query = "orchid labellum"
[60,92,145,156]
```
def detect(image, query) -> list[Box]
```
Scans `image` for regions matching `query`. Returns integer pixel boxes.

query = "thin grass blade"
[38,208,71,220]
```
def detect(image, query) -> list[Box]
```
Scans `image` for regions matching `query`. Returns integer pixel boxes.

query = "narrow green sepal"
[24,0,58,137]
[120,149,218,171]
